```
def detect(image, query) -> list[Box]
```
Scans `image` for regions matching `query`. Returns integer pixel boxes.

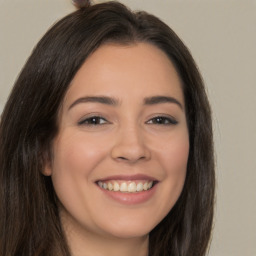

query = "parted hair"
[0,2,215,256]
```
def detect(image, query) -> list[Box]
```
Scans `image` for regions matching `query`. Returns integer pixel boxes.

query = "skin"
[44,42,189,256]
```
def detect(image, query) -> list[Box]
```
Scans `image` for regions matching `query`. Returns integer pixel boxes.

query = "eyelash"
[78,115,178,126]
[146,116,178,125]
[78,116,109,126]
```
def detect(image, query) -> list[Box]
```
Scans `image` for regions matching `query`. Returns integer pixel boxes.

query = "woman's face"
[44,43,189,240]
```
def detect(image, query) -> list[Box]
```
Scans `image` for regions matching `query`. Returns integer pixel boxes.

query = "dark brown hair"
[0,2,215,256]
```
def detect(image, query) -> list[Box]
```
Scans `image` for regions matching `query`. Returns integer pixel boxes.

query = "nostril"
[118,156,127,160]
[116,155,147,162]
[111,139,151,163]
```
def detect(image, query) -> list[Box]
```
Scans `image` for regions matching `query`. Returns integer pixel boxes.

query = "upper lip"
[96,174,158,182]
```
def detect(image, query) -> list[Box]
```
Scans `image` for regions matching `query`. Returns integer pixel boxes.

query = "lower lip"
[97,183,158,205]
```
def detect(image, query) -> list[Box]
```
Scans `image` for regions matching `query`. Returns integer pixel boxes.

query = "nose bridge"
[111,121,150,163]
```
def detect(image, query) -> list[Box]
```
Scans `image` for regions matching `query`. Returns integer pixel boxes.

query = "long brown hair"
[0,2,215,256]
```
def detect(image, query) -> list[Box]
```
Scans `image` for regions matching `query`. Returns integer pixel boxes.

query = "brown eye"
[78,116,108,126]
[147,116,178,125]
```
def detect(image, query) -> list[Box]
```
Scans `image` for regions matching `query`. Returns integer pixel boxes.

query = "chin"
[96,215,158,239]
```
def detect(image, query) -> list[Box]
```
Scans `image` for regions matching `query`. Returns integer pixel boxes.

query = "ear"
[42,161,52,176]
[41,149,53,176]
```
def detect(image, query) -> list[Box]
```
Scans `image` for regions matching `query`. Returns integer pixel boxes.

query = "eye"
[78,116,109,126]
[146,116,178,125]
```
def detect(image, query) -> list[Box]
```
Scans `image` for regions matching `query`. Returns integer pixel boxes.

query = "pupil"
[157,117,163,123]
[92,118,98,124]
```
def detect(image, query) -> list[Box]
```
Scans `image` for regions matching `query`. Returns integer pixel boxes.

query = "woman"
[0,1,215,256]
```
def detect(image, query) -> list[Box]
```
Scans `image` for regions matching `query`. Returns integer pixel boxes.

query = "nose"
[111,126,151,164]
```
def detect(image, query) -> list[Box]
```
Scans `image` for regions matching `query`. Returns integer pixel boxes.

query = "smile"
[96,175,158,204]
[97,180,154,193]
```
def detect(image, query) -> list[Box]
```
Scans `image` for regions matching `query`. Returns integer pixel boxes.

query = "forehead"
[64,42,184,105]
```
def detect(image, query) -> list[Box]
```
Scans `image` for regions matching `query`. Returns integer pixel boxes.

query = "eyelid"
[76,113,178,127]
[78,114,111,126]
[146,115,178,125]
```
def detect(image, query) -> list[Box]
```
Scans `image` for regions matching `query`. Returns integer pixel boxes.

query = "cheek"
[50,131,111,210]
[165,138,189,172]
[52,131,109,177]
[154,130,189,204]
[154,127,189,175]
[50,131,111,224]
[165,133,189,184]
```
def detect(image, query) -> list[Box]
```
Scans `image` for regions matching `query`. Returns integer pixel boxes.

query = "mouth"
[97,180,157,193]
[95,175,159,204]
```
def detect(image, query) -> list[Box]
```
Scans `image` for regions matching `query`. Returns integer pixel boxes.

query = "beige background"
[0,0,255,255]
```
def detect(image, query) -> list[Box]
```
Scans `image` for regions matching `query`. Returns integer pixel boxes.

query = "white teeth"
[148,181,153,189]
[97,181,154,193]
[136,182,143,192]
[128,182,136,192]
[107,182,113,191]
[120,182,128,192]
[113,182,120,191]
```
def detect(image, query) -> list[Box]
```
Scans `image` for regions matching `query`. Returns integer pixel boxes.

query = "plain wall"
[0,1,256,255]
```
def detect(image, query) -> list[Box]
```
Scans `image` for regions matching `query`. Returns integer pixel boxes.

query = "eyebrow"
[68,96,119,110]
[144,96,183,109]
[68,95,183,110]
